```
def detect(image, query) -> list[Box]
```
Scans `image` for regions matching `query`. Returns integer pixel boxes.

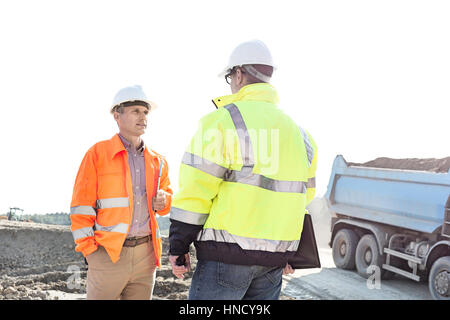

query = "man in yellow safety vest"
[169,40,318,300]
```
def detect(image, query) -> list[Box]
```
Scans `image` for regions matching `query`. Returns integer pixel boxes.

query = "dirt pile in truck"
[348,157,450,173]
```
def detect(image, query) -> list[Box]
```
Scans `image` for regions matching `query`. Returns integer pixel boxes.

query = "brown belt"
[123,235,151,247]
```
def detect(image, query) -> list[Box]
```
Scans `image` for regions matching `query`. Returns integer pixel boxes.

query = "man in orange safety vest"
[70,85,173,300]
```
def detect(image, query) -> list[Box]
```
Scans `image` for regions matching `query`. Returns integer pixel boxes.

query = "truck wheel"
[428,256,450,300]
[355,234,387,279]
[332,229,359,270]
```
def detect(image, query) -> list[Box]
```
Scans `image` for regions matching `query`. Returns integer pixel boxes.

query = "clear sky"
[0,0,449,215]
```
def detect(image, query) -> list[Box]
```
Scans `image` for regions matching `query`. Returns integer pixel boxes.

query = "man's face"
[114,105,149,138]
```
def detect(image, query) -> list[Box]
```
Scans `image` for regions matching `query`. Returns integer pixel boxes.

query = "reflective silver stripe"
[221,104,307,194]
[170,207,209,225]
[242,65,272,83]
[224,104,254,172]
[225,170,307,193]
[94,221,128,234]
[70,206,96,216]
[299,126,314,167]
[182,152,228,179]
[307,177,316,188]
[72,226,94,241]
[155,228,161,239]
[97,197,129,209]
[197,228,299,252]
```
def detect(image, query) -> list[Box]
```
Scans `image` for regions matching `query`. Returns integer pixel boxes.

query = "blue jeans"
[188,260,283,300]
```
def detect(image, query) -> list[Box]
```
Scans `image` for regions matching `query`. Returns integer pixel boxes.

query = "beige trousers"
[86,240,157,300]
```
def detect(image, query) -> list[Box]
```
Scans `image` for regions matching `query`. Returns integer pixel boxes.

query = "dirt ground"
[0,219,194,300]
[0,217,320,300]
[1,196,429,300]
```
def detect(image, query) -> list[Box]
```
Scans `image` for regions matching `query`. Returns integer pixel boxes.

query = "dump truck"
[325,155,450,300]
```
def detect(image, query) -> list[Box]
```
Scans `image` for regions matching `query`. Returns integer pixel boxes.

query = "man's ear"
[236,68,246,86]
[113,112,120,122]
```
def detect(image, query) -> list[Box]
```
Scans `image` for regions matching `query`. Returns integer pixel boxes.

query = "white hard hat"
[110,85,157,113]
[218,39,276,78]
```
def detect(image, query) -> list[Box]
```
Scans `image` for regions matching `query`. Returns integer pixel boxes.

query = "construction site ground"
[0,197,432,300]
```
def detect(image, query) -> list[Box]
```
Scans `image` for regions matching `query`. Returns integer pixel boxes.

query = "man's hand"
[282,263,294,275]
[152,190,166,211]
[169,254,191,279]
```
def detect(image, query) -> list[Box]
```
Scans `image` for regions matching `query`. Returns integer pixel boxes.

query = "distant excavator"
[6,207,24,221]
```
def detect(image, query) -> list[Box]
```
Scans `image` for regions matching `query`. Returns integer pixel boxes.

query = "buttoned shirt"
[118,133,151,238]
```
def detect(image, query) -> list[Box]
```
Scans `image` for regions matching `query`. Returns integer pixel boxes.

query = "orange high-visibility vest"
[70,134,172,267]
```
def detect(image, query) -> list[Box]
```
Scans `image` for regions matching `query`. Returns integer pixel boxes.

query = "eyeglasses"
[224,67,245,84]
[225,69,234,85]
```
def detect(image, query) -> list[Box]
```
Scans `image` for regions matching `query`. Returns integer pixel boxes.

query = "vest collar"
[111,134,126,159]
[212,83,279,109]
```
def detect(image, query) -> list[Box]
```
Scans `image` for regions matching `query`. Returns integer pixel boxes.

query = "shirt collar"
[118,133,145,154]
[111,133,158,160]
[212,82,280,109]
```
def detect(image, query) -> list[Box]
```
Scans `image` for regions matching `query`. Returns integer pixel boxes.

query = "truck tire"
[332,229,359,270]
[428,256,450,300]
[355,234,390,279]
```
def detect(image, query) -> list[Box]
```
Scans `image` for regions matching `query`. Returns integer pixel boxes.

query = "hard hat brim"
[218,67,230,78]
[110,99,158,113]
[217,64,277,78]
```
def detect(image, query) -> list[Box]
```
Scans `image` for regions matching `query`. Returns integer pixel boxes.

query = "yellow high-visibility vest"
[170,83,317,266]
